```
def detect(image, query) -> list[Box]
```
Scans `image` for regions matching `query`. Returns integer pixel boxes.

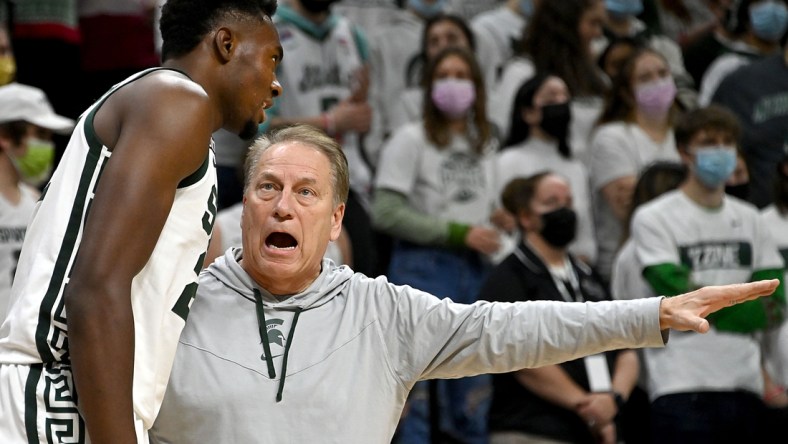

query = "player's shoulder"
[134,69,209,102]
[117,69,212,123]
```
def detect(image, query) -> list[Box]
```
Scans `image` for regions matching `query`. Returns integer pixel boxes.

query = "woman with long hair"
[489,0,609,162]
[372,46,502,444]
[588,47,681,282]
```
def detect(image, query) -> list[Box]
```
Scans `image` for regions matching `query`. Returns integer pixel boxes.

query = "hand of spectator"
[349,65,370,103]
[331,100,372,134]
[489,208,517,233]
[464,225,501,256]
[660,280,780,332]
[593,422,616,444]
[575,392,617,432]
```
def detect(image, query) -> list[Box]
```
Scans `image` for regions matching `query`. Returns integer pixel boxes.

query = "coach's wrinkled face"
[240,141,344,295]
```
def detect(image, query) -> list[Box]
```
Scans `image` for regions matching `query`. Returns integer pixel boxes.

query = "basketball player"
[0,1,283,443]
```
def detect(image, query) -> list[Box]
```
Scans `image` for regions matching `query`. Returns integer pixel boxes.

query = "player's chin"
[239,120,260,141]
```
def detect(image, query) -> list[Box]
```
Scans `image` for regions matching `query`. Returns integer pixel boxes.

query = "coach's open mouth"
[266,232,298,250]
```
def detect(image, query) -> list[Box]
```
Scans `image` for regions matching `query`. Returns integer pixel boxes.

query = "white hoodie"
[150,248,665,443]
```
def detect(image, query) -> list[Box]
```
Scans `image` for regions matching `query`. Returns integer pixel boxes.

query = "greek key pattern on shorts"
[49,296,69,362]
[42,365,85,444]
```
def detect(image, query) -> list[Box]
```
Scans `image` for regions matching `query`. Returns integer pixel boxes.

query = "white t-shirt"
[496,137,596,263]
[759,204,788,387]
[375,121,499,227]
[588,121,679,280]
[0,184,38,322]
[471,5,526,86]
[366,9,424,163]
[632,190,783,400]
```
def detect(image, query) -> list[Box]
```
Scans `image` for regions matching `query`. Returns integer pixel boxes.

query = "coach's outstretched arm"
[659,279,780,333]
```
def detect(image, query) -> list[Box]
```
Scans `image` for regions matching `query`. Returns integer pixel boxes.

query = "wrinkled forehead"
[256,142,331,174]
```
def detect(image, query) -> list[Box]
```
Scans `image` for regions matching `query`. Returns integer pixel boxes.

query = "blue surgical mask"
[694,146,737,188]
[519,0,534,16]
[407,0,446,19]
[605,0,644,18]
[750,0,788,42]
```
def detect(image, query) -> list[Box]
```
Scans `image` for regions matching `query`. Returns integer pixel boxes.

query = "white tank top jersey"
[0,67,218,428]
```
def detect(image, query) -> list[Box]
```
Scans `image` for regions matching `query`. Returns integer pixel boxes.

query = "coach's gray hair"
[244,124,350,206]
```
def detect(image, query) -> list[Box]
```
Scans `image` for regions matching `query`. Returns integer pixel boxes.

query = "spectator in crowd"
[655,0,732,50]
[470,0,536,86]
[266,0,378,276]
[0,83,74,321]
[589,47,681,282]
[697,0,788,106]
[1,0,81,168]
[445,0,501,20]
[681,0,737,88]
[389,13,477,132]
[711,40,788,209]
[366,0,449,161]
[597,35,642,82]
[481,172,638,444]
[333,0,400,38]
[760,154,788,419]
[724,149,750,200]
[372,47,502,443]
[0,23,14,86]
[490,0,609,164]
[596,0,698,109]
[496,73,597,265]
[610,160,687,444]
[630,105,785,443]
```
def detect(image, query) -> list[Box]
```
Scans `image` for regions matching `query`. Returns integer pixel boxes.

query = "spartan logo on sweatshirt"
[260,318,287,361]
[441,152,486,204]
[679,241,753,271]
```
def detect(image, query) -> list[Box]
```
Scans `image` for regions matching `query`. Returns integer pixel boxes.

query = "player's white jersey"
[0,185,38,322]
[0,67,218,429]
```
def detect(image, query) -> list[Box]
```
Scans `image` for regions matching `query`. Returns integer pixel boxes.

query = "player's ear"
[213,27,235,63]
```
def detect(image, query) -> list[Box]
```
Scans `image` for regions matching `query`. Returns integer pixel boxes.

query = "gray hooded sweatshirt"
[150,248,666,443]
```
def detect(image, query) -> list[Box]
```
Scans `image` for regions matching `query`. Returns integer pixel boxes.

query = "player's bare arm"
[65,72,215,444]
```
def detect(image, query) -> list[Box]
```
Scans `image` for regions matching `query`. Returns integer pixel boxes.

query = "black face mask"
[540,102,572,158]
[300,0,334,14]
[725,183,750,201]
[539,207,577,248]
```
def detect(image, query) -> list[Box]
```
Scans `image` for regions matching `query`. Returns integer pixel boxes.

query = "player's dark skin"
[64,16,283,444]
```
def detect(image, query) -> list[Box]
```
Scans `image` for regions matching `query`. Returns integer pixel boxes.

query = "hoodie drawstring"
[253,288,303,402]
[253,289,276,379]
[277,307,301,402]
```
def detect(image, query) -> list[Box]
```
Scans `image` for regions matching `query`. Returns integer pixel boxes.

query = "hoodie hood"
[206,247,354,311]
[204,247,356,402]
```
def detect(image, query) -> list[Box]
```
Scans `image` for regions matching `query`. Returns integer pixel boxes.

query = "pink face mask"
[634,76,676,117]
[431,78,476,118]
